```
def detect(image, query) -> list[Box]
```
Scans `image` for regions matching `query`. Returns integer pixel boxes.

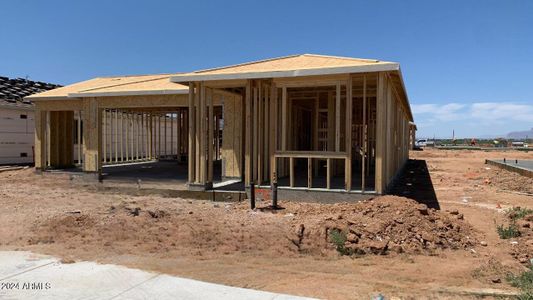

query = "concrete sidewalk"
[0,251,316,300]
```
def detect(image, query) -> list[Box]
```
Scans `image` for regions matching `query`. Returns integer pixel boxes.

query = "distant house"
[0,77,61,164]
[511,141,525,148]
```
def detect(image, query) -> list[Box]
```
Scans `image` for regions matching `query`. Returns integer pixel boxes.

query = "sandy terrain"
[0,148,532,299]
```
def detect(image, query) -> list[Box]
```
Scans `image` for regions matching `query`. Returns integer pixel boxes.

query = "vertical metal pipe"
[271,182,278,208]
[250,182,255,210]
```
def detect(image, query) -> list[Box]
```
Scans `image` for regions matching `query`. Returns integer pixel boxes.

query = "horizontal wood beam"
[274,151,348,159]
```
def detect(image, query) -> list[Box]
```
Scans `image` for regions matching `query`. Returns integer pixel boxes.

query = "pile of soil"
[319,196,477,255]
[471,258,516,284]
[28,199,295,258]
[28,196,477,259]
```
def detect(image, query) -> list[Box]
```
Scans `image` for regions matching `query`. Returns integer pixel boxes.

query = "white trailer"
[0,76,61,165]
[0,103,35,165]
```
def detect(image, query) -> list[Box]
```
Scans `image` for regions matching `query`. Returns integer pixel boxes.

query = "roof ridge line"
[192,54,303,74]
[302,53,382,63]
[95,72,181,79]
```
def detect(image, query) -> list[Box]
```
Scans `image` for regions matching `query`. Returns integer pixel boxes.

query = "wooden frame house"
[27,54,413,198]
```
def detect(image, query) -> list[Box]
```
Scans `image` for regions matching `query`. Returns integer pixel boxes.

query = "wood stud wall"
[188,83,242,187]
[100,108,189,165]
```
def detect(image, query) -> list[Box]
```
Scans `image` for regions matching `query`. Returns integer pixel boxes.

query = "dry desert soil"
[0,148,532,299]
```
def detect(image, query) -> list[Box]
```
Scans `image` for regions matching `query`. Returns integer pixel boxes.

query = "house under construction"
[27,54,413,198]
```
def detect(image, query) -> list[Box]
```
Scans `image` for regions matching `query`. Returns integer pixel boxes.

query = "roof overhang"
[170,63,400,83]
[26,89,188,101]
[395,67,414,122]
[68,89,188,98]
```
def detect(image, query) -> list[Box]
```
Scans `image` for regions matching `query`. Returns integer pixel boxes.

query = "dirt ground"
[0,148,532,299]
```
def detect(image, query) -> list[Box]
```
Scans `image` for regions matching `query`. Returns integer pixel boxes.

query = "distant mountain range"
[507,128,533,139]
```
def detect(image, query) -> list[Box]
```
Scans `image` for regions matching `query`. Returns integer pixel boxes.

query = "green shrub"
[507,266,533,299]
[507,207,533,221]
[497,222,521,239]
[329,229,351,255]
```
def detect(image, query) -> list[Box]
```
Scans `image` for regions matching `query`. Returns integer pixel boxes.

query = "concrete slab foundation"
[246,186,375,203]
[486,159,533,178]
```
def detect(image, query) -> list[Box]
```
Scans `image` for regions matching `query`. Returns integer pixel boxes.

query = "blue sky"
[1,0,532,138]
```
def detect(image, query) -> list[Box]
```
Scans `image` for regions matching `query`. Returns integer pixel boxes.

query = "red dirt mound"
[319,196,477,255]
[29,196,477,259]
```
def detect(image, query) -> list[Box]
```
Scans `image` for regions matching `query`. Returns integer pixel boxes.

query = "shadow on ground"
[389,159,440,209]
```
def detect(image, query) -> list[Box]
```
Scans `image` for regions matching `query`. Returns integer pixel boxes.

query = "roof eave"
[170,63,399,83]
[24,95,72,101]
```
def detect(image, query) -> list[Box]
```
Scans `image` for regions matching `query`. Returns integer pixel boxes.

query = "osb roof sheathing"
[27,74,187,100]
[171,53,412,121]
[171,54,400,82]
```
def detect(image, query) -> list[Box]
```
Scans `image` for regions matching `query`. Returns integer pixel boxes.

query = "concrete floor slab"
[486,159,533,178]
[0,251,315,300]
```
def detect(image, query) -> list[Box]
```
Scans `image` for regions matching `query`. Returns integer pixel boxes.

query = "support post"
[82,98,102,179]
[307,157,312,189]
[335,82,341,152]
[120,111,124,162]
[289,157,294,187]
[164,114,168,157]
[362,75,367,192]
[270,84,278,185]
[188,83,196,183]
[199,83,207,185]
[34,108,47,170]
[281,87,287,151]
[135,113,138,161]
[103,110,107,163]
[207,87,214,185]
[158,114,162,159]
[245,80,252,186]
[257,85,263,185]
[281,86,288,177]
[46,111,51,167]
[114,110,118,163]
[326,158,331,189]
[375,72,387,194]
[148,114,153,159]
[170,112,174,157]
[125,112,129,161]
[345,77,352,191]
[195,83,201,183]
[253,86,258,184]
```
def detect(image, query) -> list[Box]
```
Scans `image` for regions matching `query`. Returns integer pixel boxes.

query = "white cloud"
[412,101,533,138]
[469,102,533,123]
[412,104,438,114]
